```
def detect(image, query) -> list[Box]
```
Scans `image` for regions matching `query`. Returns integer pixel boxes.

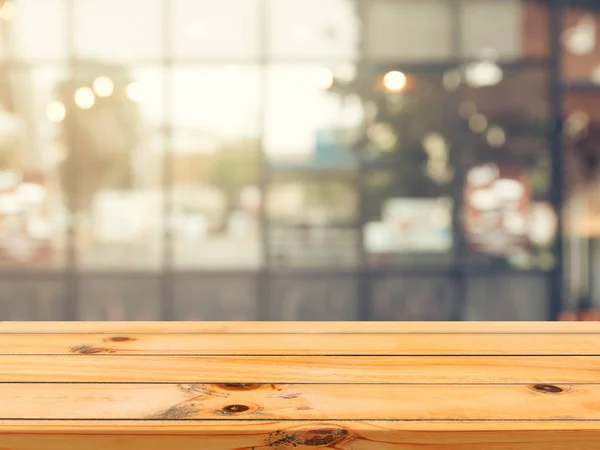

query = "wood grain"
[1,421,600,449]
[2,333,600,355]
[2,321,600,333]
[2,322,600,449]
[0,382,593,420]
[0,355,598,383]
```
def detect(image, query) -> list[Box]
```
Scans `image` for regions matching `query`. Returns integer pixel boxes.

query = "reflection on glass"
[74,0,162,63]
[267,0,359,58]
[170,66,261,269]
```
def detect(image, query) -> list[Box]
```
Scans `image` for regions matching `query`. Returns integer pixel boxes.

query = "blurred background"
[0,0,598,321]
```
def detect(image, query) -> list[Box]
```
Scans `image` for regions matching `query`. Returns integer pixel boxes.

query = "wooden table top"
[2,321,600,449]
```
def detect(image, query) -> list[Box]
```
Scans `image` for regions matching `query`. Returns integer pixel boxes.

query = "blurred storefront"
[0,0,597,320]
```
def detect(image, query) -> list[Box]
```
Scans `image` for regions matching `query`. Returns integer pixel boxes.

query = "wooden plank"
[0,355,598,383]
[1,421,600,450]
[2,321,600,334]
[0,382,593,420]
[3,333,600,355]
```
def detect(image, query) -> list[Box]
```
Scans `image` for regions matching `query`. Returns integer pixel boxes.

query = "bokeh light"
[383,71,407,92]
[45,101,66,123]
[74,87,96,110]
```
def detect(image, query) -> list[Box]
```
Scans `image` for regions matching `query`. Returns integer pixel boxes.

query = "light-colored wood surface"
[2,320,600,333]
[0,382,594,420]
[0,354,598,383]
[1,322,599,449]
[3,333,600,355]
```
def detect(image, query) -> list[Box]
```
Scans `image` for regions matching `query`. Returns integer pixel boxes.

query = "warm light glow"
[74,87,95,110]
[46,101,66,123]
[469,114,488,133]
[486,126,506,148]
[93,76,114,98]
[562,16,596,56]
[383,71,407,92]
[126,82,143,101]
[0,1,13,21]
[314,68,334,90]
[465,61,503,88]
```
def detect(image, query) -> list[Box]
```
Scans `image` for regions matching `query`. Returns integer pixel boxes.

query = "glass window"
[267,175,358,268]
[61,65,165,270]
[170,66,262,269]
[364,171,453,267]
[460,0,524,59]
[269,276,357,320]
[561,6,600,83]
[457,65,548,130]
[365,0,452,62]
[171,0,260,59]
[78,276,160,320]
[465,274,548,320]
[0,68,67,269]
[265,63,362,166]
[173,275,257,320]
[74,0,162,63]
[370,276,457,320]
[0,279,66,320]
[10,0,67,61]
[362,70,452,166]
[267,0,359,59]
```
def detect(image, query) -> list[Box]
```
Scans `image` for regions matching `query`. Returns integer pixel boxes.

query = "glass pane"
[457,65,548,130]
[267,0,359,59]
[563,90,600,302]
[365,171,453,267]
[173,275,257,320]
[464,274,548,320]
[365,0,452,62]
[562,6,600,83]
[0,68,67,268]
[78,276,161,320]
[171,0,260,59]
[170,66,261,269]
[362,70,453,166]
[370,276,456,320]
[0,278,66,320]
[74,0,162,63]
[265,64,362,166]
[269,276,357,320]
[57,64,165,270]
[267,176,358,268]
[460,0,524,59]
[9,0,67,61]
